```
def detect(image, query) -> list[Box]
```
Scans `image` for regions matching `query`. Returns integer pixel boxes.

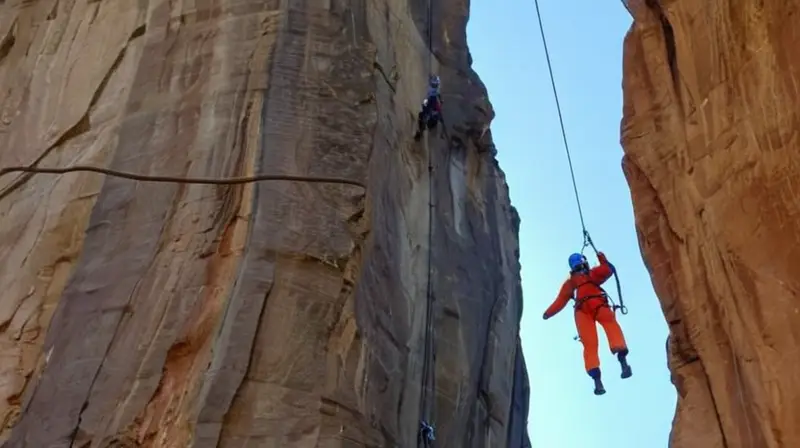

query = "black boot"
[588,368,606,395]
[617,349,633,379]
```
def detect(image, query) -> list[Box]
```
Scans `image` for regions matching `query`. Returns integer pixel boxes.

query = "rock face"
[621,0,800,446]
[0,0,529,447]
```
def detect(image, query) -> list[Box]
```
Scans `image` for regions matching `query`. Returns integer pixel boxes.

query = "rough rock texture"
[0,0,530,446]
[621,0,800,447]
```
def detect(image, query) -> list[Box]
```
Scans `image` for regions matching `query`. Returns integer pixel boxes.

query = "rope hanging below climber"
[418,0,438,446]
[532,0,632,396]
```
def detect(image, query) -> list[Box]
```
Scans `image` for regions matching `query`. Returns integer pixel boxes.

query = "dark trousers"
[417,97,440,133]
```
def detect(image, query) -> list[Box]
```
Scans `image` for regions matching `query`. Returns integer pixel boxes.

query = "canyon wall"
[621,0,800,447]
[0,0,529,446]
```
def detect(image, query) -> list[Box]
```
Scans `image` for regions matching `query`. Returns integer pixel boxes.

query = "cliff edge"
[622,0,800,446]
[0,0,530,446]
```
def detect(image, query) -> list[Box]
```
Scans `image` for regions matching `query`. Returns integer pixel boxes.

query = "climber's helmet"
[429,75,440,88]
[568,253,589,272]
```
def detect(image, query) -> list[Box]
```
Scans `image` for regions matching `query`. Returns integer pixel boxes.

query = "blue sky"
[466,1,677,446]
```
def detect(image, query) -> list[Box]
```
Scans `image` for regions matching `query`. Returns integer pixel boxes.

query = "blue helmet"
[568,253,587,271]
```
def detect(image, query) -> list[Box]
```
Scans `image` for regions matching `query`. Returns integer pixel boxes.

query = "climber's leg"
[596,306,627,350]
[414,101,432,141]
[575,310,604,395]
[596,307,632,379]
[589,368,605,396]
[576,309,600,371]
[414,111,426,140]
[427,113,439,130]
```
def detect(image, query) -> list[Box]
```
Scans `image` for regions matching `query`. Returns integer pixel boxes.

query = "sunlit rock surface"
[0,0,530,446]
[622,0,800,446]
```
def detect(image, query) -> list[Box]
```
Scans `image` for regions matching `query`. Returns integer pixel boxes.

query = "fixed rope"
[533,0,627,316]
[582,232,627,315]
[532,0,587,240]
[0,165,365,202]
[418,0,437,446]
[426,0,433,61]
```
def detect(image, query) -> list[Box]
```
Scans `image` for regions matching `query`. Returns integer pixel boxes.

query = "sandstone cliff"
[0,0,529,446]
[621,0,800,446]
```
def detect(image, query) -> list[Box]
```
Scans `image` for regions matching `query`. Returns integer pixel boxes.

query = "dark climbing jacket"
[422,84,442,117]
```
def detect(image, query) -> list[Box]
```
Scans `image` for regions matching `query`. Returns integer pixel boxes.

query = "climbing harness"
[578,232,627,315]
[570,234,627,342]
[532,0,628,320]
[571,279,626,316]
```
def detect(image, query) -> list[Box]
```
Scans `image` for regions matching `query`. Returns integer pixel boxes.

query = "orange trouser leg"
[574,309,599,372]
[595,306,627,352]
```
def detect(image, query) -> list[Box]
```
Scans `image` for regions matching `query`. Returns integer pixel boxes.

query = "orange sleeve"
[590,252,613,284]
[543,278,574,319]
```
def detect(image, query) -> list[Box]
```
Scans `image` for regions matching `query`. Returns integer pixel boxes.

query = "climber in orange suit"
[542,251,632,395]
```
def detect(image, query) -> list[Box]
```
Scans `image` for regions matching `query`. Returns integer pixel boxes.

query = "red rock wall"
[0,0,529,446]
[622,0,800,446]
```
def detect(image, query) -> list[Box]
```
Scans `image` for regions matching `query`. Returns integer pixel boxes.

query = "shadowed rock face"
[0,0,529,446]
[622,0,800,446]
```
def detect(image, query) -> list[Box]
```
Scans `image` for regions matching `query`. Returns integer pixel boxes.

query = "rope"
[418,0,437,446]
[0,165,365,202]
[578,233,628,316]
[533,1,629,316]
[532,0,587,241]
[426,0,433,64]
[608,261,628,315]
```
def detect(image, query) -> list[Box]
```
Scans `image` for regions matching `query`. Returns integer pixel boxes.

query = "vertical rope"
[419,0,436,445]
[532,0,588,238]
[427,0,433,63]
[532,1,632,317]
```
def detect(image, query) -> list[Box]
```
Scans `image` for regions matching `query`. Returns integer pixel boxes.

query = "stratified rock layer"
[622,0,800,447]
[0,0,529,446]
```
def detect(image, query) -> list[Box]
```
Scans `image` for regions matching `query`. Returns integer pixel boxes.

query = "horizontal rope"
[0,165,365,201]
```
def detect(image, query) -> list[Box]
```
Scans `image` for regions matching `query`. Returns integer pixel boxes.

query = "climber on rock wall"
[542,251,633,395]
[419,421,435,441]
[413,74,443,141]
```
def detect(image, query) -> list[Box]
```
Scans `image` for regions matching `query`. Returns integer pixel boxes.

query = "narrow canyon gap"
[0,0,531,446]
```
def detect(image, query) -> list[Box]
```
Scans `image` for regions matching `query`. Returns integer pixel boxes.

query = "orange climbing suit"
[543,252,627,372]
